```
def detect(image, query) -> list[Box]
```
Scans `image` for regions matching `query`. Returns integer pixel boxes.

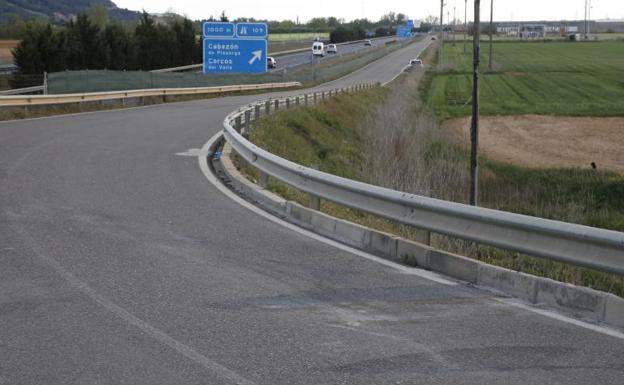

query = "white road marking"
[198,133,457,286]
[175,148,202,157]
[497,298,624,341]
[10,225,256,385]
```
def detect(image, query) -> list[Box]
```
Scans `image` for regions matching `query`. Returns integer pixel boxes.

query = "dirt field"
[0,40,18,64]
[443,115,624,173]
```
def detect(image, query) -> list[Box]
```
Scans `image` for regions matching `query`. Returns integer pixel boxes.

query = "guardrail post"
[314,92,317,103]
[259,172,269,189]
[254,105,260,120]
[295,96,300,105]
[328,90,333,97]
[274,99,279,110]
[265,101,271,114]
[321,92,325,100]
[235,116,242,132]
[285,98,290,109]
[308,165,321,211]
[244,110,251,131]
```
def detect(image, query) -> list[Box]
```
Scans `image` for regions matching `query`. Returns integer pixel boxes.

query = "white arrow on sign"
[248,50,262,65]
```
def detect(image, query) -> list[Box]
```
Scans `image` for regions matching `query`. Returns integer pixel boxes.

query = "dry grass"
[443,115,624,174]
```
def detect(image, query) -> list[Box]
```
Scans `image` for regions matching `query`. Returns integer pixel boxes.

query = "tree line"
[11,9,425,75]
[13,12,201,75]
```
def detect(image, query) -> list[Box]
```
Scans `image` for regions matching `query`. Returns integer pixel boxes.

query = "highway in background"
[270,36,397,70]
[1,39,623,385]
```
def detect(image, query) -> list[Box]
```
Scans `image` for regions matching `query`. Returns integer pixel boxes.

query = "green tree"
[63,14,105,70]
[134,11,159,70]
[103,23,132,70]
[12,22,65,77]
[172,18,197,66]
[87,4,109,30]
[330,26,366,43]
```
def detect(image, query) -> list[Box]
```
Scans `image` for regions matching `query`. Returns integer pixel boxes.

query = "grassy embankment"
[236,41,624,296]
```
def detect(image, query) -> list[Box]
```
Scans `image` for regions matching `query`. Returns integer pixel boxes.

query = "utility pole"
[470,0,481,206]
[584,0,588,38]
[488,0,494,72]
[588,0,592,37]
[439,0,444,69]
[447,11,451,41]
[464,0,467,54]
[453,6,456,41]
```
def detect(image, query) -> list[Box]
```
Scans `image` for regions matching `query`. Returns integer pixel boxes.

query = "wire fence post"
[439,0,445,69]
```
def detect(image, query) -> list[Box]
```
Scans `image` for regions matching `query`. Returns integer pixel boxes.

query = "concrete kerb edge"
[218,143,624,330]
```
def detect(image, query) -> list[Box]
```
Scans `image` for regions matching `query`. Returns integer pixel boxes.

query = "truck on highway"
[312,42,325,57]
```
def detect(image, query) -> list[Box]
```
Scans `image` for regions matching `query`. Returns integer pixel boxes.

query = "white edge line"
[496,298,624,341]
[198,132,457,287]
[9,225,256,385]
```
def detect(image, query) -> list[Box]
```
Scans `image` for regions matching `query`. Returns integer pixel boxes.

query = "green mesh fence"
[47,38,416,94]
[47,70,285,94]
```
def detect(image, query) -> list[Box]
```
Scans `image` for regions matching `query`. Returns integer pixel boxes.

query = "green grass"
[429,41,624,119]
[249,88,386,179]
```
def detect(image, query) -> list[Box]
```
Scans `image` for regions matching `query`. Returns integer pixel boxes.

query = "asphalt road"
[1,39,624,385]
[270,36,397,71]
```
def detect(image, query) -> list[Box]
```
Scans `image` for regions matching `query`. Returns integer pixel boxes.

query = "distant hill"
[0,0,141,22]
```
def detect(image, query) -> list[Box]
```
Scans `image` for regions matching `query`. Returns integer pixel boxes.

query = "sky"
[113,0,623,23]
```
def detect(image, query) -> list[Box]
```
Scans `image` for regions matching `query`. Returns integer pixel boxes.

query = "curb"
[217,141,624,331]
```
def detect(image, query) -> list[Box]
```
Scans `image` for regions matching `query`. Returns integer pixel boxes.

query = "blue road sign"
[203,38,267,73]
[397,26,411,38]
[203,22,235,38]
[235,23,268,38]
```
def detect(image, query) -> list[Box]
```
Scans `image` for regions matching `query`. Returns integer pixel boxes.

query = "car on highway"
[327,44,338,54]
[431,36,437,40]
[409,58,423,67]
[312,42,325,57]
[364,39,373,46]
[267,57,277,68]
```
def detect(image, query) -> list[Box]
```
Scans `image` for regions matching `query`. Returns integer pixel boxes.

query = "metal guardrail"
[222,85,624,276]
[0,85,45,96]
[0,82,301,107]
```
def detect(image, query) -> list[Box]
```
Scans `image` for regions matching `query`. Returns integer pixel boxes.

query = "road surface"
[1,38,623,385]
[271,36,397,71]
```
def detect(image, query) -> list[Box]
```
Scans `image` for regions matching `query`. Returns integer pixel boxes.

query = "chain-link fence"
[46,38,415,94]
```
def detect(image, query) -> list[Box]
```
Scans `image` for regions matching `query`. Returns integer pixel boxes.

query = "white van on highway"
[312,42,325,57]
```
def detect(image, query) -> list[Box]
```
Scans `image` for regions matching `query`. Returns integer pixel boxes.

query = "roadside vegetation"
[235,43,624,297]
